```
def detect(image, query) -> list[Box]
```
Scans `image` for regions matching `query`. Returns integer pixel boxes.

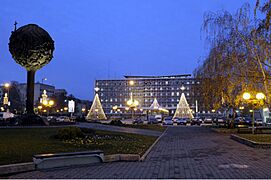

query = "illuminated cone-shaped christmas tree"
[150,98,160,110]
[173,93,194,119]
[86,94,107,120]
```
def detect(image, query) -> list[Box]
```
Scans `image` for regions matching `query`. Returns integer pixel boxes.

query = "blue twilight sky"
[0,0,254,100]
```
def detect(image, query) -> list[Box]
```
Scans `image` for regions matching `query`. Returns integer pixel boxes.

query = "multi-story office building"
[17,82,56,105]
[95,74,203,115]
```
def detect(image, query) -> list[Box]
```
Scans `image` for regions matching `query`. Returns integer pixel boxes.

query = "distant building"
[95,74,203,115]
[17,82,56,105]
[1,81,90,115]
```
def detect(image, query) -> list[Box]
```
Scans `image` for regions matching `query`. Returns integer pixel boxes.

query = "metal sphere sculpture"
[9,24,54,114]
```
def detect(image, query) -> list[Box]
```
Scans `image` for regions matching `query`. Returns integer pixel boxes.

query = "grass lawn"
[237,134,271,143]
[0,128,156,165]
[123,124,167,132]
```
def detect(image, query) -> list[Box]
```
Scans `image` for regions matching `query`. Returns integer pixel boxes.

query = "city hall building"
[95,74,202,115]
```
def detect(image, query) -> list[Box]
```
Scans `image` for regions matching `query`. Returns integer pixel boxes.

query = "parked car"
[56,116,70,122]
[148,116,158,124]
[47,116,56,121]
[255,119,263,126]
[155,115,162,123]
[172,117,179,123]
[163,117,173,125]
[133,118,144,124]
[203,117,212,124]
[191,117,202,125]
[0,112,14,120]
[176,118,188,125]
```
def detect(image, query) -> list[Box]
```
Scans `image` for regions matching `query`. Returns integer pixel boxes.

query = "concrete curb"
[140,127,168,161]
[0,162,35,176]
[230,134,271,148]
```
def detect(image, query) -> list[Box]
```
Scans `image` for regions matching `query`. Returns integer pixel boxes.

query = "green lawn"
[0,128,156,165]
[237,134,271,143]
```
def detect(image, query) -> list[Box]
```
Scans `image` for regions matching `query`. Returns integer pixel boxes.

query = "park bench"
[33,150,104,170]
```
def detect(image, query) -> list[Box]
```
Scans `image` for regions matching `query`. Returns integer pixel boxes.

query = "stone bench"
[33,150,104,170]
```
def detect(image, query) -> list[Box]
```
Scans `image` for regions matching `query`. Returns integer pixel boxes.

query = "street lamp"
[242,92,265,134]
[42,78,47,84]
[3,83,11,112]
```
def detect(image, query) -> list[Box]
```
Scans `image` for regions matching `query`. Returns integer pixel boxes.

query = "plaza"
[10,126,271,179]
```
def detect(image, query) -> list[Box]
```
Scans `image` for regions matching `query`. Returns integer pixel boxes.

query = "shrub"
[56,127,84,140]
[81,128,96,135]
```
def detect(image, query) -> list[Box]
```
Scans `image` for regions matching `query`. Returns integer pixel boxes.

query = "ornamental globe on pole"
[9,24,55,71]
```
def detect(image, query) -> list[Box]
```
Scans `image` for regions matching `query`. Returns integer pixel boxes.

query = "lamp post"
[127,80,139,119]
[3,83,10,112]
[127,93,139,119]
[242,92,265,134]
[41,78,47,84]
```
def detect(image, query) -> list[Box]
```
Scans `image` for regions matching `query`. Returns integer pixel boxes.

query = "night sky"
[0,0,254,100]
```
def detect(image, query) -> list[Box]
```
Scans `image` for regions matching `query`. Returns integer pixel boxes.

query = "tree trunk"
[26,70,35,115]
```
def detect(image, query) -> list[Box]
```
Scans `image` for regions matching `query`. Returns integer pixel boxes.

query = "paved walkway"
[10,127,271,178]
[77,122,162,137]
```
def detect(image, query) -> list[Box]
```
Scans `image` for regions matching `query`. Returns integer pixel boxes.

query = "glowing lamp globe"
[243,92,251,100]
[256,92,265,100]
[134,100,139,106]
[127,99,133,106]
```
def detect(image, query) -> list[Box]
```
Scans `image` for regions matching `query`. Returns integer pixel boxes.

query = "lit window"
[150,93,153,96]
[187,82,190,84]
[187,93,189,96]
[171,92,174,96]
[177,92,179,96]
[110,99,113,102]
[165,81,168,85]
[171,99,174,102]
[160,87,163,90]
[115,98,117,102]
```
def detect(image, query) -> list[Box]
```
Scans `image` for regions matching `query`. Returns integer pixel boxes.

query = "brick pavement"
[10,126,271,178]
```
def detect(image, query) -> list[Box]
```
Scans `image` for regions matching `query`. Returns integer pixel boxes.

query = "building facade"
[95,74,203,115]
[17,83,56,105]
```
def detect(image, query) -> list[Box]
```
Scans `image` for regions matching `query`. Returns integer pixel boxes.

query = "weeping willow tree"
[194,2,271,113]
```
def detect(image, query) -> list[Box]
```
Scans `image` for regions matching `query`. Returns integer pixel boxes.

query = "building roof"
[124,74,192,79]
